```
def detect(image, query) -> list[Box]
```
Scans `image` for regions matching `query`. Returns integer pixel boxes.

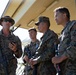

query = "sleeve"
[23,46,29,56]
[34,34,58,63]
[63,22,76,59]
[23,45,32,59]
[14,36,22,58]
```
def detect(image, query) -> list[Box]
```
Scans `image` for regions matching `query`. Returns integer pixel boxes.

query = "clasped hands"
[23,55,37,68]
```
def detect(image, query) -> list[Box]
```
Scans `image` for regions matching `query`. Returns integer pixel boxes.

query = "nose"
[54,15,57,20]
[6,21,12,26]
[54,17,57,21]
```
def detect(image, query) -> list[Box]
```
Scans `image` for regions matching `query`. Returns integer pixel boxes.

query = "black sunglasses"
[3,19,14,25]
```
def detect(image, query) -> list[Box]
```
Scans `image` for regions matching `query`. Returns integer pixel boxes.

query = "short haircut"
[28,28,37,32]
[54,7,70,20]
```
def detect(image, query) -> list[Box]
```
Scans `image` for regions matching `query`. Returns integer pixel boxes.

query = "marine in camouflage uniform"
[29,16,58,75]
[52,7,76,75]
[0,16,22,75]
[23,28,40,75]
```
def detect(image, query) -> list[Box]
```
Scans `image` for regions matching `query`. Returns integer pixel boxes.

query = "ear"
[63,13,66,18]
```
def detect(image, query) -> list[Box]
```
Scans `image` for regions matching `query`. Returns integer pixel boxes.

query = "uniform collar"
[30,39,39,44]
[40,29,50,40]
[0,29,13,37]
[61,21,71,33]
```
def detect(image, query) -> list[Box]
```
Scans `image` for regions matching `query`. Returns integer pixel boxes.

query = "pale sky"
[0,0,9,18]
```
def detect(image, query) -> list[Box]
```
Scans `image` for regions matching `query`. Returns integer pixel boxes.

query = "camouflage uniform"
[58,20,76,75]
[33,29,58,75]
[24,39,39,75]
[0,30,22,75]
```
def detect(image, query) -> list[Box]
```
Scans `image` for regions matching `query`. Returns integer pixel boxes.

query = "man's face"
[38,22,47,32]
[54,11,64,25]
[29,30,37,39]
[2,19,12,29]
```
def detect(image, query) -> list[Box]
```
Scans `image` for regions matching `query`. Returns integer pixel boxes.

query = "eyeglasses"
[3,19,12,23]
[3,19,14,25]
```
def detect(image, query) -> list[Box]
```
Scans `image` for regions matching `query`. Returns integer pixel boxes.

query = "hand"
[29,58,37,69]
[29,58,37,66]
[9,42,17,52]
[23,55,29,62]
[52,56,62,64]
[52,55,68,64]
[54,64,56,69]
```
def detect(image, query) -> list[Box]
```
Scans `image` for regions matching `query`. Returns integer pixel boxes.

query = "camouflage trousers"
[24,64,39,75]
[0,58,17,75]
[64,70,76,75]
[24,65,33,75]
[0,64,16,75]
